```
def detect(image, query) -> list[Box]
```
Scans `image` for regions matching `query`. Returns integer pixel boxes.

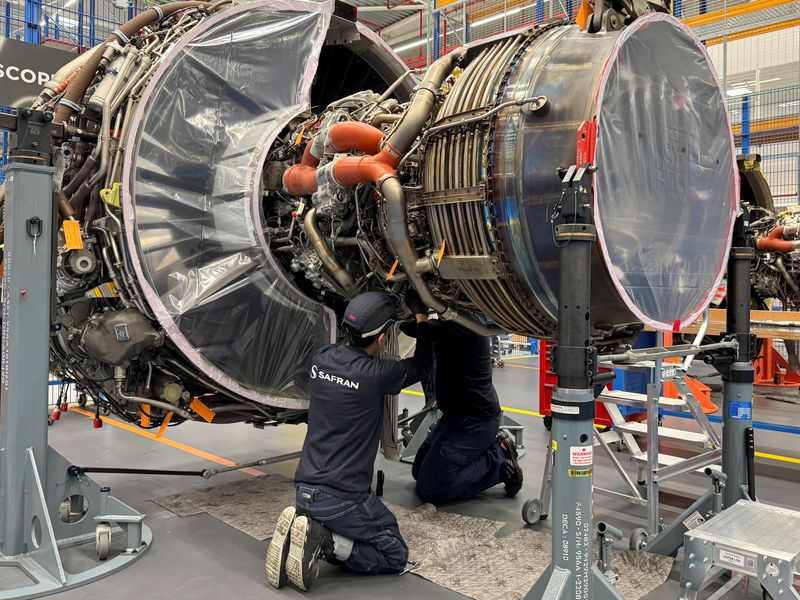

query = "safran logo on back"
[310,365,360,390]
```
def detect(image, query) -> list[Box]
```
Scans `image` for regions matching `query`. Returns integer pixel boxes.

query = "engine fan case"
[122,0,412,408]
[426,15,737,337]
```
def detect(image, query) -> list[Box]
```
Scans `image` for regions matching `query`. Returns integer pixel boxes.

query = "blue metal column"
[536,0,544,23]
[673,0,682,18]
[699,0,707,14]
[4,1,11,38]
[741,95,751,154]
[89,0,95,46]
[566,0,573,18]
[24,0,42,44]
[43,12,48,40]
[432,0,440,60]
[78,0,84,50]
[128,0,134,21]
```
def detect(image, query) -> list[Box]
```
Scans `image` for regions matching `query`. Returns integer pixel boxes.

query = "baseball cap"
[342,291,398,337]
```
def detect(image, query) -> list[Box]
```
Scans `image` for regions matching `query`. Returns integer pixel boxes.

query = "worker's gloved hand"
[404,288,428,315]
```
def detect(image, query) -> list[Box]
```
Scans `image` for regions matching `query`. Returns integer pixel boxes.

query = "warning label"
[570,445,593,467]
[551,403,579,415]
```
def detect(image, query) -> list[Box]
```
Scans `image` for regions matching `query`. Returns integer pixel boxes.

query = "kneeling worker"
[266,291,433,591]
[401,292,523,505]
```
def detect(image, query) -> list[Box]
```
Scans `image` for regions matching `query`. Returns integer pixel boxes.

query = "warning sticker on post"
[570,445,593,467]
[729,401,752,421]
[551,403,579,415]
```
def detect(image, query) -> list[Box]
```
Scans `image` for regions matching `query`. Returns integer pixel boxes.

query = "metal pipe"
[303,208,359,298]
[775,256,799,292]
[682,307,710,370]
[599,340,738,363]
[381,176,502,336]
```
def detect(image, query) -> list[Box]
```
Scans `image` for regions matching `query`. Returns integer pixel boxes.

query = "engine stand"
[646,210,756,557]
[524,165,623,600]
[0,110,151,599]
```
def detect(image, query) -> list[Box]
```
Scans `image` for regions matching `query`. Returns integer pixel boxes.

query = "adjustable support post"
[525,165,622,600]
[721,211,755,508]
[0,109,150,600]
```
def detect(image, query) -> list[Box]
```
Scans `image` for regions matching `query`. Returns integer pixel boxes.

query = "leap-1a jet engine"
[10,0,736,430]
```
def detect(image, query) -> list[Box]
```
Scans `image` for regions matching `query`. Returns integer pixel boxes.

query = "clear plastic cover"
[594,13,737,330]
[122,0,336,408]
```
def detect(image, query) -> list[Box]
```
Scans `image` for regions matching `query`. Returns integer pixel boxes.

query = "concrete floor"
[12,356,800,599]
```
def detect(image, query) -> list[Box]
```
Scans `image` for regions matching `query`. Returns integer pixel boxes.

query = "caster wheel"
[96,523,112,560]
[522,498,546,524]
[543,416,552,431]
[77,393,88,408]
[497,361,505,368]
[630,527,649,551]
[59,500,71,523]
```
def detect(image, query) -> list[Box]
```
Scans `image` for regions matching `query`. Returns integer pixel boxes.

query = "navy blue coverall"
[294,324,433,574]
[401,320,508,504]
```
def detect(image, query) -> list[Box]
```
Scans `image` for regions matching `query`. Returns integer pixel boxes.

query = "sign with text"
[0,39,74,108]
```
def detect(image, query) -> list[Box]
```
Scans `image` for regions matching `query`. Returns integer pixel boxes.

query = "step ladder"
[591,354,722,538]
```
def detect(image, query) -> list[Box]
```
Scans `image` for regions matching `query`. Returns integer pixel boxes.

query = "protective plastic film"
[123,1,335,408]
[594,14,737,330]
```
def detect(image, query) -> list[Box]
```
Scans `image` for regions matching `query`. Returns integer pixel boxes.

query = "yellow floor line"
[70,407,266,477]
[503,354,537,361]
[402,392,800,465]
[504,364,539,371]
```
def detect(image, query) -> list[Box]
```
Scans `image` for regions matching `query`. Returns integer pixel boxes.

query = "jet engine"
[12,0,736,429]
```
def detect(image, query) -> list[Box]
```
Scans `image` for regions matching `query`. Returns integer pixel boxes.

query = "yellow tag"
[140,404,151,428]
[436,239,446,268]
[63,219,84,250]
[100,182,122,208]
[190,397,216,423]
[155,412,173,438]
[568,468,593,478]
[294,124,306,146]
[385,258,399,282]
[552,439,558,451]
[88,281,119,298]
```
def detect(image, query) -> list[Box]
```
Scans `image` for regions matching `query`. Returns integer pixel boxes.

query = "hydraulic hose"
[756,237,800,253]
[55,1,215,123]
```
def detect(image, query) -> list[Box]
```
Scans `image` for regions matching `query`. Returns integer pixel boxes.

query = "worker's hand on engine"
[404,288,428,317]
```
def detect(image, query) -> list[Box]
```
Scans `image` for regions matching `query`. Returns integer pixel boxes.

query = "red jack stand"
[754,339,800,386]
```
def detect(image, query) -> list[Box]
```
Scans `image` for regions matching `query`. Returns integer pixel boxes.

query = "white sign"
[570,445,593,467]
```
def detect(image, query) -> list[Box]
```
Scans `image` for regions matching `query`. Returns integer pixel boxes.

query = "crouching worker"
[266,291,432,591]
[400,292,523,505]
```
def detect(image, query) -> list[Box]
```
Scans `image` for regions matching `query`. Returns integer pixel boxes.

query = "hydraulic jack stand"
[645,209,757,557]
[0,109,151,599]
[524,165,623,600]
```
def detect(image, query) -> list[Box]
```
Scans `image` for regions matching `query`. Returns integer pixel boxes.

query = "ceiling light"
[391,38,425,53]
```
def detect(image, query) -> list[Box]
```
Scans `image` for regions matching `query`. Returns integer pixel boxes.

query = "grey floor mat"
[413,527,673,600]
[153,475,671,600]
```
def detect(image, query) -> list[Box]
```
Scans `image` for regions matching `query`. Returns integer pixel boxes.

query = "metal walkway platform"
[680,500,800,599]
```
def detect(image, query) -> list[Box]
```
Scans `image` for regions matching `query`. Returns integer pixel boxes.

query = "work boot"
[497,429,523,497]
[265,506,296,588]
[285,515,335,591]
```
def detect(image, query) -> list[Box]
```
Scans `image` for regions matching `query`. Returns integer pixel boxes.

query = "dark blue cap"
[342,291,397,337]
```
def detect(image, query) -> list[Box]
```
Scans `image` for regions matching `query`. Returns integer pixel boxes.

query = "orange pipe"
[328,122,384,155]
[284,147,400,195]
[767,225,784,239]
[282,143,320,196]
[756,237,797,252]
